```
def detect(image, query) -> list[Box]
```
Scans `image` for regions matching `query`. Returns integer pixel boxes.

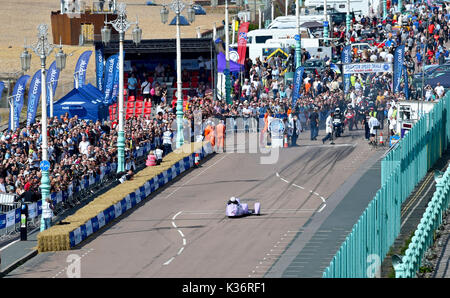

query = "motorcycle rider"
[345,104,357,131]
[362,110,371,140]
[333,108,344,137]
[227,196,239,205]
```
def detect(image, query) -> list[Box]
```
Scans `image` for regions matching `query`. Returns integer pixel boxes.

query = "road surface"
[6,129,381,278]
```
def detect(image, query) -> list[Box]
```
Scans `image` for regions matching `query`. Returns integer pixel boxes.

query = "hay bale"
[37,142,209,252]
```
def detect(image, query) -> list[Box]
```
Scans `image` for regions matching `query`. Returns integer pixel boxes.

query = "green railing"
[393,163,450,277]
[322,94,450,278]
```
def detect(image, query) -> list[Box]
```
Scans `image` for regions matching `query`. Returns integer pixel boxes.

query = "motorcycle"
[333,117,343,138]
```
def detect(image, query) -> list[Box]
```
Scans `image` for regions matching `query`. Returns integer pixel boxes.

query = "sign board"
[40,160,50,171]
[343,63,393,74]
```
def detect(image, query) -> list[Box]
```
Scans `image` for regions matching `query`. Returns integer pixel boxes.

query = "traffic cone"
[284,134,289,148]
[379,132,384,145]
[194,153,200,167]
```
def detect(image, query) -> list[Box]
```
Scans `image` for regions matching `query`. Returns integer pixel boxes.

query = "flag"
[95,47,104,91]
[403,65,409,100]
[74,50,93,88]
[292,67,304,107]
[103,54,118,103]
[46,61,60,109]
[26,69,42,126]
[237,22,249,65]
[341,45,352,94]
[393,45,405,93]
[111,52,125,102]
[330,63,341,74]
[10,75,30,130]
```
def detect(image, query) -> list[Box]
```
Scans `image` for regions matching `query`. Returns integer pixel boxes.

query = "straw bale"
[37,142,207,252]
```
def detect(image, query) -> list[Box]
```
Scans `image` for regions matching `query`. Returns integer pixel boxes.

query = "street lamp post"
[101,2,142,173]
[323,0,328,45]
[225,0,231,104]
[346,0,351,42]
[295,0,301,67]
[20,24,67,232]
[160,0,196,148]
[271,0,274,21]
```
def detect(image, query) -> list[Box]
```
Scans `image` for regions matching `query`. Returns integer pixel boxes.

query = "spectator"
[127,73,138,97]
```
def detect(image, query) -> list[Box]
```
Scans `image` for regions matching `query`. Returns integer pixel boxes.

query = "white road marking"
[163,257,175,266]
[318,204,327,213]
[0,239,19,251]
[275,172,328,212]
[172,211,182,220]
[292,184,305,189]
[164,211,188,265]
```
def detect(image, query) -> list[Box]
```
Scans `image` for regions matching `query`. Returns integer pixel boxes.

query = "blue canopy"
[53,84,108,122]
[170,15,189,26]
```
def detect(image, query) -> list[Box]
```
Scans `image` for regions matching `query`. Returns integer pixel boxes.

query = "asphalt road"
[5,129,380,278]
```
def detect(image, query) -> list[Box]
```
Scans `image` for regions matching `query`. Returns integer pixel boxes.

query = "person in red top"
[428,23,435,35]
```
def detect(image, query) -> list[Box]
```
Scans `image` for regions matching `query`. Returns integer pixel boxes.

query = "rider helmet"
[230,197,236,202]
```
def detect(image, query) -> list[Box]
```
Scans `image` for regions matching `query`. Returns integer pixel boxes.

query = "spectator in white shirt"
[78,136,90,156]
[434,82,445,98]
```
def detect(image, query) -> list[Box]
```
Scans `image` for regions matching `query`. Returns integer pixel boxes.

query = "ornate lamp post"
[160,0,196,148]
[295,0,302,67]
[346,0,351,43]
[20,24,67,231]
[101,2,142,173]
[225,0,231,104]
[323,0,329,45]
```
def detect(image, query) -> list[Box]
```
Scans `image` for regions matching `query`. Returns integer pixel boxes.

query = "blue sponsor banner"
[46,61,60,110]
[74,50,93,88]
[10,75,30,130]
[121,199,127,213]
[111,53,122,102]
[37,200,42,215]
[95,47,104,92]
[104,208,111,224]
[91,216,99,233]
[69,231,75,247]
[341,45,352,94]
[0,81,4,102]
[343,63,393,74]
[393,45,405,93]
[26,69,42,126]
[80,224,87,240]
[403,65,409,100]
[292,66,304,107]
[0,213,6,229]
[103,54,118,103]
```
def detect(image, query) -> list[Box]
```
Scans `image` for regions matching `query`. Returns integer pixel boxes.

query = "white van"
[304,0,372,16]
[236,28,312,62]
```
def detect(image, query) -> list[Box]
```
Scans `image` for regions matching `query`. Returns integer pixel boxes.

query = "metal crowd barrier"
[394,163,450,277]
[0,140,156,243]
[322,93,450,278]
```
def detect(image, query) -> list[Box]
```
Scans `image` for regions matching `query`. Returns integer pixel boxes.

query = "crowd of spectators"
[1,1,449,200]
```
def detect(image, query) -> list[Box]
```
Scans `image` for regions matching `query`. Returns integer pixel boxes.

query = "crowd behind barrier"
[0,138,157,243]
